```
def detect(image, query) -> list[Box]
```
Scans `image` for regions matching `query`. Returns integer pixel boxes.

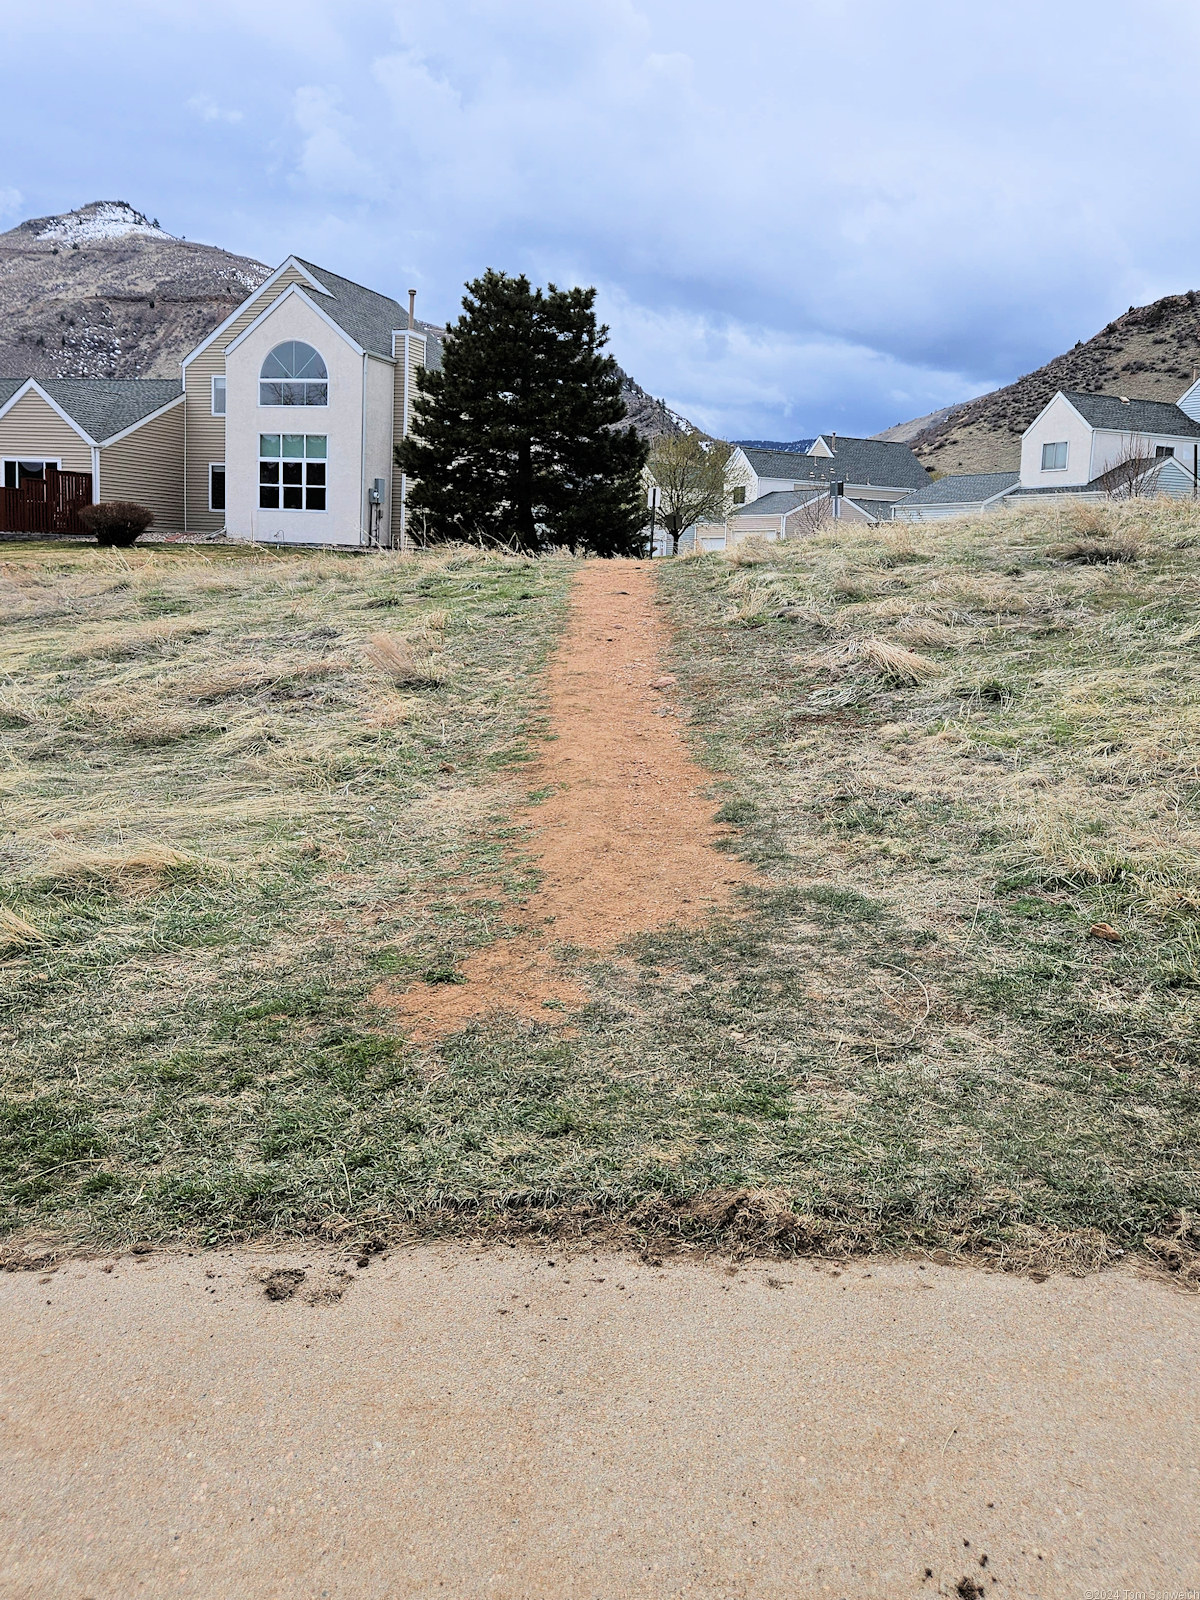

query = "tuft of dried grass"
[363,632,450,689]
[812,636,944,685]
[0,906,45,952]
[32,842,230,893]
[1057,538,1142,565]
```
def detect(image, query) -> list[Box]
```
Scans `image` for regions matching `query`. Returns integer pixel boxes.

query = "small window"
[209,463,226,512]
[732,485,746,505]
[211,376,226,416]
[1156,445,1175,459]
[259,342,328,407]
[1041,441,1068,471]
[259,434,326,511]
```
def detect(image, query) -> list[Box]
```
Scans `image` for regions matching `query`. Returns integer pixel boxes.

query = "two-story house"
[0,256,441,546]
[895,379,1200,519]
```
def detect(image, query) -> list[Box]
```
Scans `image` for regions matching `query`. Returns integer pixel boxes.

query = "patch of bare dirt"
[377,560,756,1038]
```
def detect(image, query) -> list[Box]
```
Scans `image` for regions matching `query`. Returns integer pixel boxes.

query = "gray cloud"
[5,0,1198,437]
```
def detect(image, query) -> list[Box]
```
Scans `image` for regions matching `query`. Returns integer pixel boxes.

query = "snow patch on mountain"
[37,202,176,246]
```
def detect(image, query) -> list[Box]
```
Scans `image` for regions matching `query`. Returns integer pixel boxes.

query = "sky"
[3,0,1200,441]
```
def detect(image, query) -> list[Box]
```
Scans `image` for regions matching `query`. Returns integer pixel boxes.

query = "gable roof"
[0,378,182,444]
[1060,391,1200,439]
[295,260,444,369]
[899,471,1020,506]
[740,436,929,490]
[732,487,824,517]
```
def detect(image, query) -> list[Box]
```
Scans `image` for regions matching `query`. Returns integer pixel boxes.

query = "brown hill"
[891,292,1200,473]
[0,200,688,438]
[0,201,272,380]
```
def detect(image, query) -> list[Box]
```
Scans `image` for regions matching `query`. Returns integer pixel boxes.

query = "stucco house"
[0,256,439,546]
[896,380,1200,519]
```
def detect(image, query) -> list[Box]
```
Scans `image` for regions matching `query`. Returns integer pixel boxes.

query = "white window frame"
[258,433,327,513]
[211,375,226,417]
[258,342,329,409]
[1041,441,1068,471]
[208,462,226,513]
[2,457,62,488]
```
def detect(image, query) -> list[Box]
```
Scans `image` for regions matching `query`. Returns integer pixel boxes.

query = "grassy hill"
[2,511,1197,1270]
[888,292,1200,474]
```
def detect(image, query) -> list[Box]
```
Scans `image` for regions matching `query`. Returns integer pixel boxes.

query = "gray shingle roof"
[899,471,1019,506]
[741,436,930,490]
[296,260,444,369]
[732,488,824,517]
[845,497,890,520]
[0,378,182,443]
[1061,391,1200,438]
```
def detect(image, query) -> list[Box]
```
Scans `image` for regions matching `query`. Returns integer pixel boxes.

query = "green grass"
[2,508,1199,1270]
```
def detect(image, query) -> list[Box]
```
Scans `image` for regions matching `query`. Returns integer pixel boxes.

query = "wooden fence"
[0,467,93,535]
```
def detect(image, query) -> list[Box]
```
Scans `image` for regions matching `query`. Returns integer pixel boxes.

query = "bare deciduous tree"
[1096,432,1157,499]
[646,433,736,555]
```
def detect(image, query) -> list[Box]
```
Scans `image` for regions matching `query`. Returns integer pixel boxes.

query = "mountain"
[0,202,272,379]
[0,200,691,438]
[733,438,816,453]
[882,292,1200,473]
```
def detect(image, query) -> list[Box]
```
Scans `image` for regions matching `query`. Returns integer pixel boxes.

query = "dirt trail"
[3,1246,1197,1598]
[382,558,755,1037]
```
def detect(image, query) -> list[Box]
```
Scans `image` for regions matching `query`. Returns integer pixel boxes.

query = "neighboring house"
[890,380,1200,520]
[693,486,885,551]
[729,435,930,514]
[891,471,1020,522]
[0,378,184,531]
[0,256,441,546]
[1018,385,1200,492]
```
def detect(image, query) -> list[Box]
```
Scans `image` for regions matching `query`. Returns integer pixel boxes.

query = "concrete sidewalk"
[1,1244,1196,1598]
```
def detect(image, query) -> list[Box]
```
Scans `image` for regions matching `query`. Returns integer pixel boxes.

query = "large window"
[1041,441,1068,471]
[209,463,226,512]
[259,342,328,407]
[3,459,59,487]
[211,375,226,416]
[259,434,326,511]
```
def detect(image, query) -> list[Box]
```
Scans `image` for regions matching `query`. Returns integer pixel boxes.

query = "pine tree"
[397,270,648,554]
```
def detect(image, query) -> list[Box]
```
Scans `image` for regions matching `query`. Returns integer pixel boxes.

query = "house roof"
[0,378,182,444]
[732,488,823,517]
[740,437,929,490]
[294,260,444,368]
[898,471,1020,506]
[845,497,890,520]
[1060,391,1200,438]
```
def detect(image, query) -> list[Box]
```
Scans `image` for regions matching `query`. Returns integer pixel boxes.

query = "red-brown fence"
[0,467,93,535]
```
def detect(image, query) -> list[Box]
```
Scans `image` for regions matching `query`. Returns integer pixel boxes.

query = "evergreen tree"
[396,270,648,554]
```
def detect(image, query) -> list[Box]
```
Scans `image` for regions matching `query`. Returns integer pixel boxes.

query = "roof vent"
[1120,396,1130,404]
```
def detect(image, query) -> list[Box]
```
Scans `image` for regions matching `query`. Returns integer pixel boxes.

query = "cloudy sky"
[4,0,1198,439]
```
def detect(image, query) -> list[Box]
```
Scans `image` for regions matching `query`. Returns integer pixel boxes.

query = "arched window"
[259,341,328,407]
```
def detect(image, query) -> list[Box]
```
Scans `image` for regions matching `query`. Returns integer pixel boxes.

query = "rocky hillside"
[0,201,689,438]
[0,202,272,379]
[890,292,1200,473]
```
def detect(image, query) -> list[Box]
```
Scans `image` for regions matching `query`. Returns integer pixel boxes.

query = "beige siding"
[182,263,316,531]
[98,401,184,530]
[390,332,426,547]
[0,390,92,473]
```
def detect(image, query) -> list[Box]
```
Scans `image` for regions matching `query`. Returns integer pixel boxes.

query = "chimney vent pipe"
[408,289,417,328]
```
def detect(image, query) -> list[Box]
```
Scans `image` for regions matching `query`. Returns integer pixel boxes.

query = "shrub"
[80,501,155,547]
